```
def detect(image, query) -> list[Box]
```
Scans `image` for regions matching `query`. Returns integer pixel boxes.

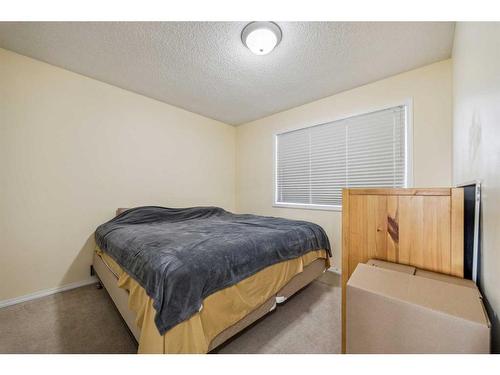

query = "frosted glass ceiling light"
[242,22,282,55]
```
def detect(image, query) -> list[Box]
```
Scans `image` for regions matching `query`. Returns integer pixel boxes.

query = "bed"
[92,206,331,354]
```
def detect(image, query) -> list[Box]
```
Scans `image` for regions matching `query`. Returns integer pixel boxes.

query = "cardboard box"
[346,259,490,353]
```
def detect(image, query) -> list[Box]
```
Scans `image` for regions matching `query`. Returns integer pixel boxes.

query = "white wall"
[452,22,500,353]
[0,48,236,302]
[236,60,453,269]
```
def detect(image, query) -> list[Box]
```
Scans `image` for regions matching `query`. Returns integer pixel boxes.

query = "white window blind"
[275,105,407,208]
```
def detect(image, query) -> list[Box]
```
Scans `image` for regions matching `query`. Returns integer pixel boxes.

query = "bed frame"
[93,208,329,353]
[341,187,464,352]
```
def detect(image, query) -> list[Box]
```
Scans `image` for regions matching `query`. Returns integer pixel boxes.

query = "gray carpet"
[0,272,341,354]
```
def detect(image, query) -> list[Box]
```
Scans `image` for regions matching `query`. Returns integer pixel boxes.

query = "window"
[274,104,410,210]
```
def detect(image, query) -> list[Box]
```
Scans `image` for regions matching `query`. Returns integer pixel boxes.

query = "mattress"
[94,247,329,353]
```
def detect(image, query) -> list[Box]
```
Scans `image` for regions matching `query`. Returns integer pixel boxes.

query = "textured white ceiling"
[0,22,454,125]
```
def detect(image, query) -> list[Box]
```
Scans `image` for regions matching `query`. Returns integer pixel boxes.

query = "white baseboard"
[0,276,98,309]
[327,266,341,275]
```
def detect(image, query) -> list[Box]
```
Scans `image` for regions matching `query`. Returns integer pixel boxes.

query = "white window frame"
[273,99,414,211]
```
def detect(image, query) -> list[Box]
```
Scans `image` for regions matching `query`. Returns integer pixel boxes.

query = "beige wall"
[452,23,500,352]
[0,48,454,304]
[0,48,236,302]
[236,60,453,269]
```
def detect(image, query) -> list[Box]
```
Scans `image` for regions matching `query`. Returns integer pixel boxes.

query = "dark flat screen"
[463,184,477,280]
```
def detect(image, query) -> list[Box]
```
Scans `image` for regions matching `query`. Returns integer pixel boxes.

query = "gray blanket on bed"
[94,206,331,335]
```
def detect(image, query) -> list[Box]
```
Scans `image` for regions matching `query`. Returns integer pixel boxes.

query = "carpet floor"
[0,272,341,354]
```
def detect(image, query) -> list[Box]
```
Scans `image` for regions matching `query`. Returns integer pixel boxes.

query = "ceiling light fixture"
[241,22,282,56]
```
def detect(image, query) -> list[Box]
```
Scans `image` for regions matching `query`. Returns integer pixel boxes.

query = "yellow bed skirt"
[96,248,329,353]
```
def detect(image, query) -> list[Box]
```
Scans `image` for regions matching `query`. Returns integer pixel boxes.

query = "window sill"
[272,202,342,212]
